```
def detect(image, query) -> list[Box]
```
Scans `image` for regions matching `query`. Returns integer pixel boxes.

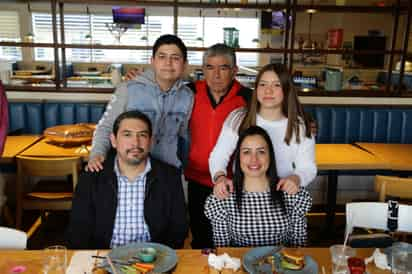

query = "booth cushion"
[8,102,412,144]
[8,102,105,135]
[305,106,412,144]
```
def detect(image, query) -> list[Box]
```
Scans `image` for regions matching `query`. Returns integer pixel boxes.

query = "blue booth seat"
[305,106,412,144]
[43,102,106,128]
[8,101,106,135]
[8,102,412,144]
[8,103,44,135]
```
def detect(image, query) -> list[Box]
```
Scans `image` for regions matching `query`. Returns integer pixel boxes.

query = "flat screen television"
[112,7,145,25]
[353,36,386,68]
[261,11,291,30]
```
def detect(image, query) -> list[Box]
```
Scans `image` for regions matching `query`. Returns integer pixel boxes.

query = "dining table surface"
[315,143,387,170]
[18,138,91,160]
[0,247,391,274]
[355,142,412,171]
[0,135,42,164]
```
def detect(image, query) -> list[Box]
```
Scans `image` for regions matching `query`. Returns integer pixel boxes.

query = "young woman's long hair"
[239,63,311,145]
[233,126,284,212]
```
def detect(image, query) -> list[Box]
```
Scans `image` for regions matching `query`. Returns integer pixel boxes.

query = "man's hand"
[85,155,105,172]
[213,176,233,199]
[276,175,300,195]
[125,67,143,81]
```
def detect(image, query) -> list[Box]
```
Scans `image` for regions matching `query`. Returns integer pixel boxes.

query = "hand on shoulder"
[85,155,105,172]
[276,175,300,195]
[213,175,233,200]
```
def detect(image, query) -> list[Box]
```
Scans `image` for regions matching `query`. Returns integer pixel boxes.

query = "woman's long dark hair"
[233,126,284,212]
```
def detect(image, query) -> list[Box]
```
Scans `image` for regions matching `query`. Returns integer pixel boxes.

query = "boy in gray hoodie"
[87,34,193,171]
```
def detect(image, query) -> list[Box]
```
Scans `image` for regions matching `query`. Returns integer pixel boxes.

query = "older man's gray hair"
[202,43,237,68]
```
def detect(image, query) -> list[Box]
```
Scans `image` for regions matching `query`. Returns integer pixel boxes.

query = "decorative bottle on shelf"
[111,65,122,86]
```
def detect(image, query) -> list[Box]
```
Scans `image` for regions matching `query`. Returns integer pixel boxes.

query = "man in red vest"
[124,44,251,248]
[185,44,251,248]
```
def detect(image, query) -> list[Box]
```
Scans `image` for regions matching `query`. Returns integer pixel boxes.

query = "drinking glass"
[330,245,356,274]
[391,242,412,274]
[43,245,67,274]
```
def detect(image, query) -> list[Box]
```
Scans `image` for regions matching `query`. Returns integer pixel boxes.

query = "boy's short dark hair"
[112,110,152,137]
[152,34,187,62]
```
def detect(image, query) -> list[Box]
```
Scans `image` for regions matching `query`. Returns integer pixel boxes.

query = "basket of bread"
[43,123,96,146]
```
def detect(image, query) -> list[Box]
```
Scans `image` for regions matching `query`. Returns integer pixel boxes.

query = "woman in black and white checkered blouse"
[205,126,312,247]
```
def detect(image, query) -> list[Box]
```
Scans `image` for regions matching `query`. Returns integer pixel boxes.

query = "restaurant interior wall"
[0,2,405,66]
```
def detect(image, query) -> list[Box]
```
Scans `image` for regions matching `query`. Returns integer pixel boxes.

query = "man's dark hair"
[112,110,152,137]
[152,34,187,62]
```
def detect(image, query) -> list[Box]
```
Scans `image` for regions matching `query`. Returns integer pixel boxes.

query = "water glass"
[43,245,67,274]
[330,245,356,274]
[391,242,412,274]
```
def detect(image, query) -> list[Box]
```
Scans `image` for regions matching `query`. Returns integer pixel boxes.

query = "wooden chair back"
[15,156,81,229]
[375,175,412,202]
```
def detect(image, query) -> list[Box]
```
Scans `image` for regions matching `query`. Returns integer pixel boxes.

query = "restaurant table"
[0,136,42,164]
[19,138,90,160]
[315,144,387,232]
[355,143,412,171]
[0,247,390,274]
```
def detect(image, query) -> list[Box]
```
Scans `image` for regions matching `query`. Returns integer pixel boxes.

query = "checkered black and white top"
[110,158,152,247]
[204,188,312,247]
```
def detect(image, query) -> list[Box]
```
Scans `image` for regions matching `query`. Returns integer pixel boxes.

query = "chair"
[374,175,412,202]
[0,226,27,249]
[15,156,81,230]
[346,202,412,247]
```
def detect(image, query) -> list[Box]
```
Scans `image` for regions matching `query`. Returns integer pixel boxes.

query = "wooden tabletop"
[316,144,388,170]
[0,248,390,274]
[355,143,412,171]
[19,138,90,160]
[0,136,42,164]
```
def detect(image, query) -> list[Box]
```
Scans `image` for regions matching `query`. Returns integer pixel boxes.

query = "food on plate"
[92,267,109,274]
[134,262,155,273]
[280,249,305,270]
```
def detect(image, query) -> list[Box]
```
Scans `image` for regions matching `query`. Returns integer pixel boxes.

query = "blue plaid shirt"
[110,157,152,248]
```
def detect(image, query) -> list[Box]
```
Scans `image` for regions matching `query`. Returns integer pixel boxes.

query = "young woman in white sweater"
[209,63,317,198]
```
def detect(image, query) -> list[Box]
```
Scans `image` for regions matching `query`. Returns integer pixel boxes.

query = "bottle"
[111,66,122,86]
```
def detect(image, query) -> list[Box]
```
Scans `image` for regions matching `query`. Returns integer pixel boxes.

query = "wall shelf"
[2,0,411,96]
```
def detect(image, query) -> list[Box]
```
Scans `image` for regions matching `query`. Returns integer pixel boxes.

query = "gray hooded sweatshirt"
[90,69,194,168]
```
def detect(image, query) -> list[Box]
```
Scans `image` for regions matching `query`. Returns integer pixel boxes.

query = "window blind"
[0,10,22,61]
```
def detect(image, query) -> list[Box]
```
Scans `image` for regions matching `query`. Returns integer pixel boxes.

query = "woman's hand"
[85,154,105,172]
[213,175,233,199]
[276,175,300,195]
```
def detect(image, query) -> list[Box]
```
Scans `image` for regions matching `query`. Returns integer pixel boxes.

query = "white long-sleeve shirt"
[209,108,317,187]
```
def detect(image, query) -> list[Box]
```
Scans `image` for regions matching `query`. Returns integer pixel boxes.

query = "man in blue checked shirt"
[67,110,188,249]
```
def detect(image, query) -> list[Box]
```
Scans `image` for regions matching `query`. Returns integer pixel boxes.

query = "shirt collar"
[114,156,152,183]
[206,80,235,108]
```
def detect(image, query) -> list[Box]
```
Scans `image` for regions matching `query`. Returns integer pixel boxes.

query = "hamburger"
[280,249,305,270]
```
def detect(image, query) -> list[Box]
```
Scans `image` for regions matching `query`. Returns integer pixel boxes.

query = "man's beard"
[126,147,147,166]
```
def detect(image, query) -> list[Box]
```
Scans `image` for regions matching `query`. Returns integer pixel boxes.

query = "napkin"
[364,248,391,270]
[208,253,241,271]
[66,250,108,274]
